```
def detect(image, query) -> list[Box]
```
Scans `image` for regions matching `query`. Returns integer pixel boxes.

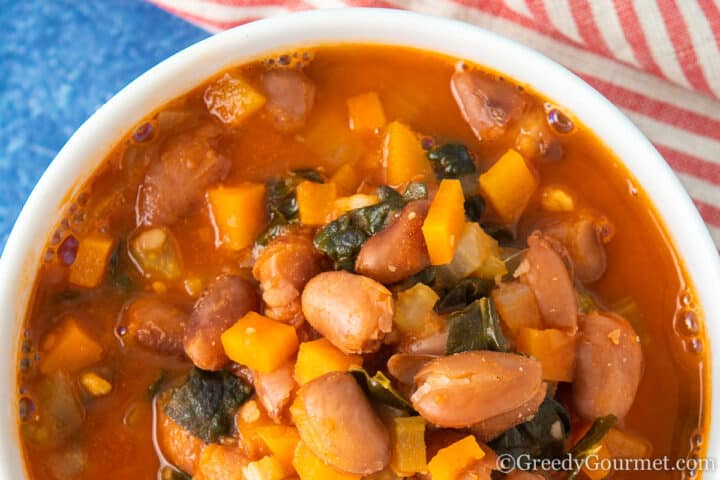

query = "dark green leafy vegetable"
[107,238,136,294]
[256,169,323,245]
[427,143,476,179]
[567,415,617,479]
[482,224,515,244]
[500,247,525,281]
[464,194,486,222]
[314,183,427,270]
[350,368,415,413]
[446,297,508,354]
[391,267,437,293]
[490,396,571,460]
[164,368,253,443]
[435,278,495,314]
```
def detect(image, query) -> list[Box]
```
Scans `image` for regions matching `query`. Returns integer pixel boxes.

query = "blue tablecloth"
[0,0,209,250]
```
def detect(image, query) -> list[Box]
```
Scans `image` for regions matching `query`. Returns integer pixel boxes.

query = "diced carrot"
[604,428,651,459]
[427,435,485,480]
[207,183,267,251]
[40,317,103,374]
[296,181,338,226]
[383,121,434,186]
[294,338,362,385]
[390,416,428,476]
[244,455,288,480]
[479,149,538,225]
[221,312,299,373]
[347,92,387,133]
[582,441,613,480]
[329,194,380,221]
[421,179,466,265]
[235,401,274,460]
[195,444,248,480]
[203,73,266,127]
[68,234,115,288]
[515,327,576,382]
[255,425,301,471]
[330,162,363,196]
[292,441,361,480]
[491,281,542,336]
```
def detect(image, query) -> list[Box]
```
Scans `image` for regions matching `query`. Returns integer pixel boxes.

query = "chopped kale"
[106,237,136,294]
[435,278,495,314]
[464,194,486,222]
[427,143,476,179]
[391,267,437,293]
[446,297,508,354]
[164,368,253,443]
[314,183,427,270]
[350,368,415,413]
[490,396,572,460]
[567,415,617,479]
[256,169,323,245]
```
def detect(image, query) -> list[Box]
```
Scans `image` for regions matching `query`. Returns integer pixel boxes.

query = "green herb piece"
[164,368,253,443]
[257,169,323,245]
[446,297,508,354]
[435,278,495,314]
[391,267,437,294]
[490,396,571,460]
[314,183,427,270]
[464,194,486,222]
[567,415,617,479]
[427,143,476,179]
[107,237,136,294]
[350,368,415,413]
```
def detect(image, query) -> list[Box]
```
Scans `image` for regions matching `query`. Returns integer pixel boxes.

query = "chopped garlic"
[80,372,112,396]
[541,187,575,212]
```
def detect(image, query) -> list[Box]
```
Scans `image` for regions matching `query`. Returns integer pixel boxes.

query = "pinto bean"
[422,430,498,480]
[573,312,643,421]
[194,444,248,480]
[471,381,547,441]
[520,232,578,332]
[387,353,437,385]
[252,229,325,326]
[451,68,526,142]
[184,275,259,371]
[399,330,448,356]
[543,217,607,284]
[123,296,188,356]
[411,351,544,429]
[137,124,230,226]
[156,392,206,475]
[355,200,431,284]
[301,271,393,354]
[254,362,295,422]
[290,372,390,475]
[262,69,316,133]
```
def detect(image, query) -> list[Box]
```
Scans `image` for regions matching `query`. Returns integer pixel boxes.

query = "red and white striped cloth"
[149,0,720,247]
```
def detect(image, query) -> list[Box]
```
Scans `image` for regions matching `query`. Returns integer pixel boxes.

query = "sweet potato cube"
[390,416,427,476]
[383,121,434,185]
[427,435,485,480]
[221,312,298,373]
[347,92,387,133]
[292,441,361,480]
[204,73,266,127]
[479,149,538,225]
[515,327,576,382]
[68,234,115,288]
[421,179,466,265]
[294,338,362,385]
[40,317,103,374]
[207,183,266,251]
[296,181,337,226]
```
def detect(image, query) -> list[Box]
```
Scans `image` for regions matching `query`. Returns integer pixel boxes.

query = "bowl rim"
[2,7,718,478]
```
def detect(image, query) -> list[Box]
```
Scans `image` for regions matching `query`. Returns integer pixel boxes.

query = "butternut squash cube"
[204,73,266,127]
[294,338,362,385]
[347,92,387,133]
[221,312,299,373]
[479,149,538,225]
[427,435,485,480]
[207,183,267,251]
[390,417,427,476]
[255,425,300,471]
[383,121,434,186]
[296,181,337,226]
[421,179,466,265]
[40,317,103,374]
[330,163,363,196]
[515,327,576,382]
[68,234,115,288]
[292,441,361,480]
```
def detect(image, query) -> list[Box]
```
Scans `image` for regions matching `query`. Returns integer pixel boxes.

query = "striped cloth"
[149,0,720,247]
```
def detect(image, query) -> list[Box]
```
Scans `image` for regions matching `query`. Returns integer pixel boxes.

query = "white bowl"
[1,8,718,478]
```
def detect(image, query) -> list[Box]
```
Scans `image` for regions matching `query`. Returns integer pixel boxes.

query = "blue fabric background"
[0,0,209,250]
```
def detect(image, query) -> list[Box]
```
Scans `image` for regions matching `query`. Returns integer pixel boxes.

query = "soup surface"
[16,45,708,480]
